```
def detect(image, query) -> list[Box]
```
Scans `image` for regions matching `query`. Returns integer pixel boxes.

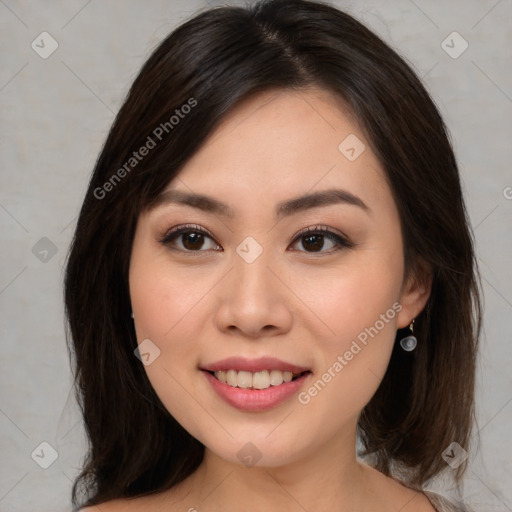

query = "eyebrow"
[150,188,370,220]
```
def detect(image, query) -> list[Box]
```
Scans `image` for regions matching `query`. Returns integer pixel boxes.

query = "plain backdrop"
[1,1,511,511]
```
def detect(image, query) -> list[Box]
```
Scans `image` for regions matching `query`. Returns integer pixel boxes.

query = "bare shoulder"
[80,498,152,512]
[78,485,192,512]
[80,500,131,512]
[423,490,470,512]
[79,496,156,512]
[386,482,437,512]
[359,461,436,512]
[79,498,163,512]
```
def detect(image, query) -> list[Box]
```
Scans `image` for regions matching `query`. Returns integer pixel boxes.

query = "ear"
[396,257,433,329]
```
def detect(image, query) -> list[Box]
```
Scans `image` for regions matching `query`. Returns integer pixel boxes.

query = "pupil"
[303,234,323,252]
[183,232,204,250]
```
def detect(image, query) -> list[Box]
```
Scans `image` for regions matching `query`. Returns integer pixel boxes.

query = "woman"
[64,1,481,510]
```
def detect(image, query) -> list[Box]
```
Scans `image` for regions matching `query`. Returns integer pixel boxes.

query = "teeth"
[213,369,298,389]
[253,370,270,389]
[269,369,284,386]
[226,369,237,387]
[237,370,253,389]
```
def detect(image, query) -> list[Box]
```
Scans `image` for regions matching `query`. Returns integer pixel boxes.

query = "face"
[129,88,428,468]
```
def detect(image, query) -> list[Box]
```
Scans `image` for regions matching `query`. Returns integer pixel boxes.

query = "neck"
[176,422,373,511]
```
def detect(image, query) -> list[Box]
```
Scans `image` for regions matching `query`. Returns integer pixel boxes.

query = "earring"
[400,320,417,352]
[131,311,134,319]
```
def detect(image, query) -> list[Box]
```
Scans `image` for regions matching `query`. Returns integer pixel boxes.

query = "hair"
[64,0,482,508]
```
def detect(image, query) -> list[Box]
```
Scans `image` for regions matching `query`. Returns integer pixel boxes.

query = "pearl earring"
[400,319,417,351]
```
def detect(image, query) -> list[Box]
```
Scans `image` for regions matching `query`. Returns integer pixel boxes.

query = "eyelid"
[292,224,350,243]
[159,223,354,253]
[159,223,221,249]
[290,224,354,252]
[160,223,215,241]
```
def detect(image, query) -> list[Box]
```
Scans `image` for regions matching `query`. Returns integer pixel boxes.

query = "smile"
[201,357,312,412]
[211,369,307,390]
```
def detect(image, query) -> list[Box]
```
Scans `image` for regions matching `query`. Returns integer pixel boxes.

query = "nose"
[213,249,293,339]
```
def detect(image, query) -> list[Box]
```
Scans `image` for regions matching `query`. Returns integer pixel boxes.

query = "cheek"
[129,252,216,439]
[295,254,402,345]
[293,253,402,409]
[130,253,217,343]
[128,238,212,404]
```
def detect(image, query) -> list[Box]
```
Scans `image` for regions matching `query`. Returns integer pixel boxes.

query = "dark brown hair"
[64,0,482,508]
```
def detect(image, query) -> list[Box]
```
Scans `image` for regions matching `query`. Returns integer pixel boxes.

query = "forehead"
[152,88,392,217]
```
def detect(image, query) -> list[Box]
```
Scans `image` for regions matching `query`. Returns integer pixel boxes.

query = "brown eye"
[301,233,330,252]
[180,232,207,251]
[290,227,353,254]
[160,225,221,252]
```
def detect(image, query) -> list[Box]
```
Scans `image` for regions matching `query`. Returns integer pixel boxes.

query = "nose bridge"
[231,239,276,304]
[213,237,292,337]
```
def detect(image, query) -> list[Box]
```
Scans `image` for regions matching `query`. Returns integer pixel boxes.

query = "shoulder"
[79,497,152,512]
[78,490,187,512]
[80,501,127,512]
[423,490,471,512]
[77,477,193,511]
[357,462,436,511]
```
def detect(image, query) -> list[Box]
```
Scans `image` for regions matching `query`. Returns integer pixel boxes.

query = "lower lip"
[202,371,311,412]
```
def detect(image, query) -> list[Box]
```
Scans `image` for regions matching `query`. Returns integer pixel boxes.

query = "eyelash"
[158,223,355,255]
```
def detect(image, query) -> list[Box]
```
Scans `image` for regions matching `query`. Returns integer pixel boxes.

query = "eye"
[159,224,354,255]
[159,224,221,253]
[289,225,354,254]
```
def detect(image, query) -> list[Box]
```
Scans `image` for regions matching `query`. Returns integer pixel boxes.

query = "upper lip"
[201,356,310,374]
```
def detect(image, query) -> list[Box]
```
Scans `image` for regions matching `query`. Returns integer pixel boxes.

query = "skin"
[97,88,434,511]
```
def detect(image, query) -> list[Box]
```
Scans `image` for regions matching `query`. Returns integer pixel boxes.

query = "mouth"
[205,369,311,390]
[200,357,312,411]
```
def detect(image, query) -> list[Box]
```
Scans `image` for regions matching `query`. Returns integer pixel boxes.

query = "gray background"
[1,1,511,511]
